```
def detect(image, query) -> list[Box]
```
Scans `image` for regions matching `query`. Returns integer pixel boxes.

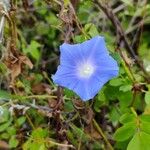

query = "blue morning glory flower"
[52,36,119,101]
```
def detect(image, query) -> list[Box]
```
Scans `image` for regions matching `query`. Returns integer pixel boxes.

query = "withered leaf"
[85,124,101,139]
[32,83,51,94]
[4,54,33,84]
[0,140,9,149]
[19,55,33,69]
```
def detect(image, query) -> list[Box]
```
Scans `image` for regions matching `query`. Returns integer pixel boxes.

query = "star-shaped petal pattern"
[52,36,119,101]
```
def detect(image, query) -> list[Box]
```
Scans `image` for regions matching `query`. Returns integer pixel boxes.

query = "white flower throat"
[78,62,94,78]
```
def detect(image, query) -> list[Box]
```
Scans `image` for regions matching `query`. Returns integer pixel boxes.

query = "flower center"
[78,62,94,78]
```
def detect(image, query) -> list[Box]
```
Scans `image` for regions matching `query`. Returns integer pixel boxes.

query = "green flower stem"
[93,119,114,150]
[121,60,135,83]
[130,107,138,117]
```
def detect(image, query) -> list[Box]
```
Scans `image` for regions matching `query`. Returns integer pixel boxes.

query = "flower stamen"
[78,62,94,78]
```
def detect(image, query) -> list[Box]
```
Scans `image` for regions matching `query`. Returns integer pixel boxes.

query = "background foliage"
[0,0,150,149]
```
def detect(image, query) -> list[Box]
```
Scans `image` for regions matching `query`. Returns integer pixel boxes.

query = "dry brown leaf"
[32,83,51,94]
[0,140,9,149]
[4,54,33,84]
[85,108,94,124]
[59,1,76,24]
[85,124,101,140]
[81,107,94,125]
[19,55,33,69]
[11,60,21,83]
[73,99,85,109]
[48,99,57,108]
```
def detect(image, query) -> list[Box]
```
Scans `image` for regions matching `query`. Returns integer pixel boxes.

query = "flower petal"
[76,69,118,101]
[52,65,81,91]
[73,76,107,101]
[52,36,119,101]
[80,36,109,58]
[60,36,109,67]
[94,54,119,70]
[60,43,83,67]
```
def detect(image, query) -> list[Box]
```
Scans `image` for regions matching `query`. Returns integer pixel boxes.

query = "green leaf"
[23,128,48,150]
[23,40,41,62]
[114,122,136,141]
[32,128,48,138]
[0,62,8,75]
[64,0,70,6]
[73,35,86,43]
[119,113,136,124]
[64,100,74,112]
[120,0,133,7]
[127,132,150,150]
[45,13,61,27]
[9,136,19,148]
[64,88,75,98]
[104,85,119,100]
[7,126,16,136]
[117,91,132,111]
[119,84,132,92]
[36,22,49,35]
[140,114,150,122]
[39,144,46,150]
[145,91,150,105]
[0,108,10,123]
[111,52,122,64]
[0,118,12,132]
[67,130,78,146]
[70,124,90,142]
[16,116,26,127]
[109,78,123,86]
[0,132,10,139]
[109,107,121,123]
[140,121,150,135]
[30,143,46,150]
[94,87,106,112]
[84,23,99,37]
[0,90,11,100]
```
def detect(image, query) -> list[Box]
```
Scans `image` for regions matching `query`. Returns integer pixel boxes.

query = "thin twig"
[25,113,35,129]
[131,0,147,54]
[46,138,75,149]
[117,47,136,82]
[94,0,150,82]
[93,119,114,150]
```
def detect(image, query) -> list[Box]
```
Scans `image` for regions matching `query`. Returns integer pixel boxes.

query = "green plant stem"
[93,119,114,150]
[10,0,17,48]
[11,94,71,101]
[121,59,135,82]
[130,107,138,117]
[77,128,84,150]
[30,137,75,149]
[25,113,35,129]
[11,94,57,100]
[46,138,75,149]
[43,71,55,88]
